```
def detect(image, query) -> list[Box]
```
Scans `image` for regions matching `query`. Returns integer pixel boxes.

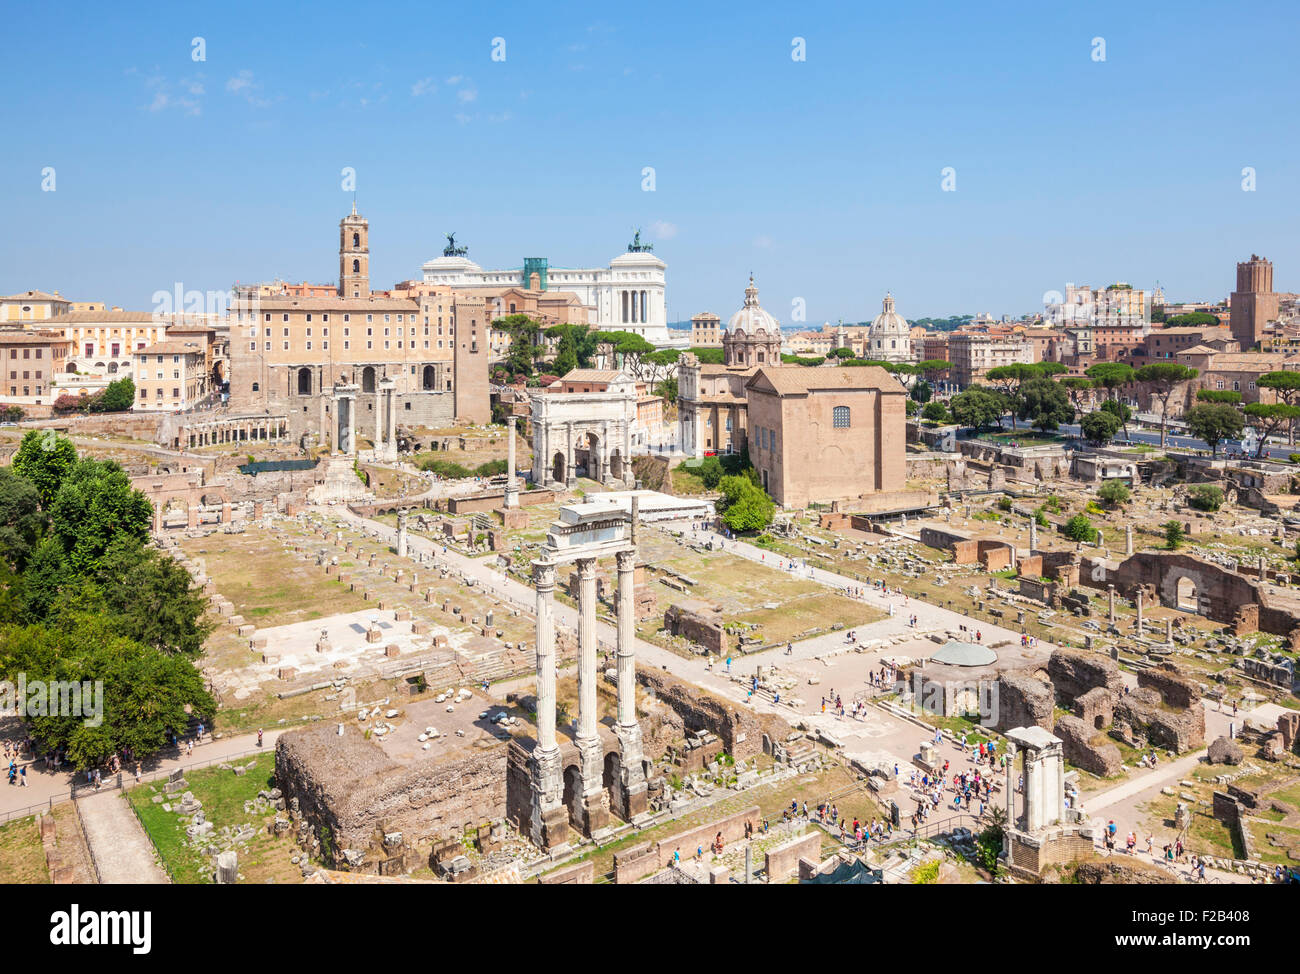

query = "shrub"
[997,497,1012,512]
[1097,479,1130,507]
[699,455,724,489]
[1186,484,1224,512]
[1063,514,1097,543]
[1164,520,1186,549]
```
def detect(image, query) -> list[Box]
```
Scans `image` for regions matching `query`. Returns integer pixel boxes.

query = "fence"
[0,744,272,825]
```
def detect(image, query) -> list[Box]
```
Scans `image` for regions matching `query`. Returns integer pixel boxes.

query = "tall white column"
[385,385,396,457]
[532,558,558,753]
[373,390,383,456]
[505,416,519,508]
[346,395,356,456]
[616,549,636,727]
[576,557,598,743]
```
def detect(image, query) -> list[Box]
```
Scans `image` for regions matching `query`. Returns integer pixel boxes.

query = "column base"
[613,722,648,821]
[574,736,609,836]
[530,746,568,851]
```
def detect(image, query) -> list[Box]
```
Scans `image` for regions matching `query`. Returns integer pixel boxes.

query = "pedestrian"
[19,765,26,787]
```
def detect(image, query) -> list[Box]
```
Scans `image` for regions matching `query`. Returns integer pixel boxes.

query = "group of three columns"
[528,546,646,848]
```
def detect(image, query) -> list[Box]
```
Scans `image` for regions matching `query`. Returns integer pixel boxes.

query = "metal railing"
[0,744,272,824]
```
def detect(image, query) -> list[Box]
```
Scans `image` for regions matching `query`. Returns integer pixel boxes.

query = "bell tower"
[339,202,370,298]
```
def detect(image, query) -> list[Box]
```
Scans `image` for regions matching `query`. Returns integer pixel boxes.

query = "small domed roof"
[727,275,780,335]
[869,292,909,340]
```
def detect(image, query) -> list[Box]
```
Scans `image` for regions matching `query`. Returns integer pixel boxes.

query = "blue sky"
[2,0,1297,324]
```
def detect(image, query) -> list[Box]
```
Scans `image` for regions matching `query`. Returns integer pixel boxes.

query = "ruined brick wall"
[663,605,729,656]
[1137,663,1201,710]
[277,723,506,871]
[764,831,821,883]
[613,804,762,883]
[1054,715,1123,777]
[993,670,1054,733]
[1047,649,1123,705]
[1073,687,1115,730]
[1114,689,1206,752]
[977,540,1013,572]
[636,668,783,761]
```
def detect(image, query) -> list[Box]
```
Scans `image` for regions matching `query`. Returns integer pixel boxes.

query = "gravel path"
[76,791,170,884]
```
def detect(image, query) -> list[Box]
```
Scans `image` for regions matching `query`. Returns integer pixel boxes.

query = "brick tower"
[1229,254,1278,350]
[339,202,370,298]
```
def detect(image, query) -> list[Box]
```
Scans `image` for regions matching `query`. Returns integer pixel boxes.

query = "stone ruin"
[995,649,1205,774]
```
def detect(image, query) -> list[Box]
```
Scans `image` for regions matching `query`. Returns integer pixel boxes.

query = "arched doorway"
[1176,577,1198,612]
[552,451,566,484]
[107,361,119,374]
[562,765,582,830]
[576,432,599,479]
[422,364,436,390]
[609,448,624,482]
[296,367,312,395]
[361,366,376,393]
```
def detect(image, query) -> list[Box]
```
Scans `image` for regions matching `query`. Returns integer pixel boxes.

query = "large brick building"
[227,205,489,445]
[745,365,906,509]
[1229,254,1280,351]
[0,330,71,408]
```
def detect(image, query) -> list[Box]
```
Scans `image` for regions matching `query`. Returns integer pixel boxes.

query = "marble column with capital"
[505,416,519,508]
[528,556,567,849]
[373,390,383,457]
[613,547,647,820]
[574,556,609,833]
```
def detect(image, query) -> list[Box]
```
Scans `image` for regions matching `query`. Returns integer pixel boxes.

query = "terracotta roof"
[136,341,205,355]
[0,330,69,344]
[254,296,419,312]
[41,311,157,324]
[746,365,902,396]
[1,290,68,303]
[559,369,625,382]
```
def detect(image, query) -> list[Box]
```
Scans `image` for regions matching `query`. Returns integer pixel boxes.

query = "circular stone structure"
[928,640,998,667]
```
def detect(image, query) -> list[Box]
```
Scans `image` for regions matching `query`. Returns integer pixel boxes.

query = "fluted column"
[616,549,636,726]
[576,557,598,743]
[505,416,519,508]
[532,557,558,753]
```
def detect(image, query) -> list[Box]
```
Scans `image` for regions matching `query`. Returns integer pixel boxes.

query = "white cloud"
[411,77,435,96]
[225,70,253,94]
[445,74,463,85]
[457,86,477,104]
[651,220,678,240]
[226,70,273,107]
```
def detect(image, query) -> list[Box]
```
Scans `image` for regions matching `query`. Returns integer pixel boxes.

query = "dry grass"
[0,816,49,884]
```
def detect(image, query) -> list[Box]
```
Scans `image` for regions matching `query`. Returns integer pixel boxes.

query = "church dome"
[727,275,780,335]
[867,292,912,362]
[869,293,909,339]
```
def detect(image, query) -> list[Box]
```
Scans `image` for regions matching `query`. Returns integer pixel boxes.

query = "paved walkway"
[76,791,169,884]
[0,729,284,821]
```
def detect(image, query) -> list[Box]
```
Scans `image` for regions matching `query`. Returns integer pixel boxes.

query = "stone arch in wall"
[562,765,583,831]
[1175,576,1199,613]
[297,367,313,396]
[552,451,566,484]
[361,366,376,393]
[422,364,436,390]
[609,448,624,482]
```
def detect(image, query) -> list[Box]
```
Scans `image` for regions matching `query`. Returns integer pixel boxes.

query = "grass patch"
[0,815,49,884]
[126,752,301,884]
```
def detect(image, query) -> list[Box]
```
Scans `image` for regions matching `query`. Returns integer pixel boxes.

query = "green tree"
[1079,409,1121,446]
[1059,376,1095,411]
[89,376,135,413]
[1097,479,1130,507]
[910,380,933,405]
[0,468,45,571]
[19,536,65,622]
[1186,484,1224,512]
[1099,397,1133,439]
[1017,376,1074,432]
[1063,514,1097,543]
[655,375,678,405]
[922,400,950,423]
[1243,403,1300,456]
[699,455,724,489]
[0,617,215,770]
[1196,389,1242,405]
[986,362,1067,429]
[12,431,78,508]
[96,538,214,655]
[716,475,774,533]
[1164,520,1186,549]
[1134,363,1198,447]
[47,458,153,575]
[1257,371,1300,445]
[1085,362,1135,403]
[949,386,1007,432]
[1183,402,1244,457]
[1165,312,1220,327]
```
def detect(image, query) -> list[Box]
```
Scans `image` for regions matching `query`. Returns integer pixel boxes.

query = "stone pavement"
[0,728,284,821]
[77,791,169,884]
